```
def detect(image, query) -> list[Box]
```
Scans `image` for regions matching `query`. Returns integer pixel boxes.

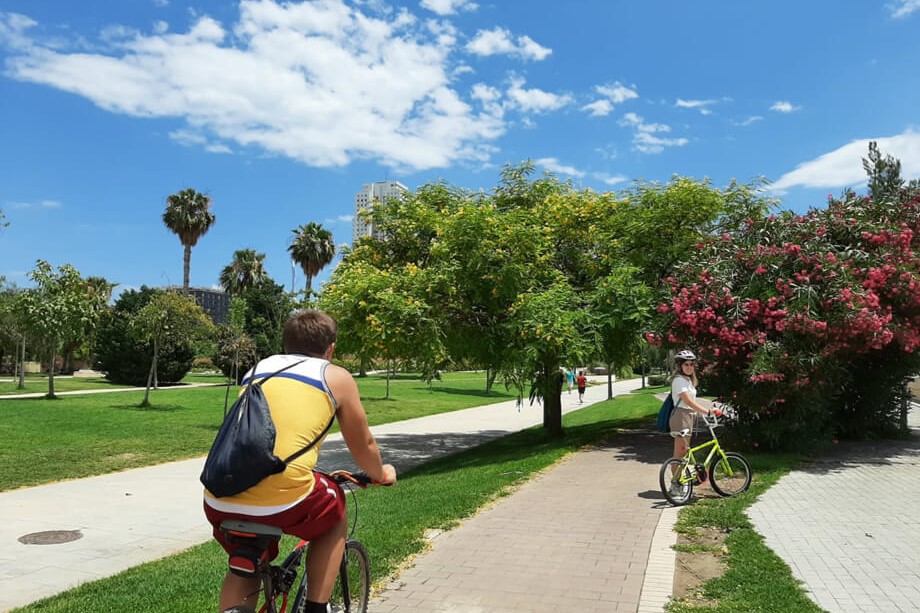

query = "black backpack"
[200,358,334,498]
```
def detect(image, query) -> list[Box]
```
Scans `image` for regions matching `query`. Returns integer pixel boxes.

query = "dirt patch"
[672,526,728,608]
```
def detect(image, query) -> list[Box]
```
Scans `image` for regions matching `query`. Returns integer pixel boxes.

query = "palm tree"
[162,189,216,291]
[219,249,267,296]
[288,222,336,296]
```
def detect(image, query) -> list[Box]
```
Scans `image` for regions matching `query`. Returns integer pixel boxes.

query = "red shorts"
[204,472,345,560]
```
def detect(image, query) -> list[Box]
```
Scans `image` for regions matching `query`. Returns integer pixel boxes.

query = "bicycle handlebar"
[326,470,393,488]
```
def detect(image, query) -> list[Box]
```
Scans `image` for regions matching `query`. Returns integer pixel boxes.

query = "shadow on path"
[799,431,920,475]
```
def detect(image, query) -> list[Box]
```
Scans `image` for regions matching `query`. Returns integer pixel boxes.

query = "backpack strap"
[256,356,336,467]
[252,357,309,387]
[281,411,335,465]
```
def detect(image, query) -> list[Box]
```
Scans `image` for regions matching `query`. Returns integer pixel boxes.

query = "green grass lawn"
[10,390,661,613]
[0,371,516,491]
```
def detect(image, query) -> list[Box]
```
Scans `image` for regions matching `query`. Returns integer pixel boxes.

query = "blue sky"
[2,0,920,296]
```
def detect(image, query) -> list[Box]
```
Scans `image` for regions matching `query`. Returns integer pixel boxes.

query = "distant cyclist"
[669,350,722,463]
[203,309,397,613]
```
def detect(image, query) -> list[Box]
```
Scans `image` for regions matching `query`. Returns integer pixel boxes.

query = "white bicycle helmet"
[674,349,697,362]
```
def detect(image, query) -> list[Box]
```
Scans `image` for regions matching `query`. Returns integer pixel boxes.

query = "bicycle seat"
[220,520,282,578]
[220,519,283,540]
[670,428,691,438]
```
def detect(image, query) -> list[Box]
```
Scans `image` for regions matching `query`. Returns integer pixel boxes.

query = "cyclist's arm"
[679,391,713,416]
[326,364,397,484]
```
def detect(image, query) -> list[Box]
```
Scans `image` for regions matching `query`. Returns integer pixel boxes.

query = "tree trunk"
[17,337,25,389]
[542,361,563,438]
[486,368,498,393]
[607,363,614,399]
[358,356,367,377]
[47,343,57,399]
[183,244,192,291]
[142,340,158,407]
[385,360,391,400]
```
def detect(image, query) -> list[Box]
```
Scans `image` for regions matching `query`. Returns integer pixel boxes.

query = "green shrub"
[93,287,195,385]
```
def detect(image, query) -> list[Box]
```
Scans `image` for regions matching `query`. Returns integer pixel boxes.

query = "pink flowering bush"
[655,146,920,450]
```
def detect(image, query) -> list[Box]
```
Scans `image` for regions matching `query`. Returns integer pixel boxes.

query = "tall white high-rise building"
[353,180,408,245]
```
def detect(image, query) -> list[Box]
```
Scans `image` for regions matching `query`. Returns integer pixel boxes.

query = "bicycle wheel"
[659,458,694,506]
[710,452,752,497]
[329,540,371,613]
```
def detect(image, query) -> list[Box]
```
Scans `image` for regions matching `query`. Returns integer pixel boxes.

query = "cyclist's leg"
[280,472,347,608]
[218,572,261,612]
[305,513,347,602]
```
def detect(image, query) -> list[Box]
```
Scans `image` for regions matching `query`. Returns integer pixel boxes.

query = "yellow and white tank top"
[203,354,337,515]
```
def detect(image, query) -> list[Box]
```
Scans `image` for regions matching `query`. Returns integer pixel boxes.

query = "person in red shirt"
[575,371,587,403]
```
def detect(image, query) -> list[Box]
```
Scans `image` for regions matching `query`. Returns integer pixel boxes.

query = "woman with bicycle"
[669,350,721,468]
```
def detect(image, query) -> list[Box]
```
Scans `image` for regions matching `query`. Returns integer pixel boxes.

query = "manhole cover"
[18,530,83,545]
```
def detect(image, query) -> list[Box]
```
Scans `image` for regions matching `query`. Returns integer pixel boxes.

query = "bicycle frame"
[678,418,733,482]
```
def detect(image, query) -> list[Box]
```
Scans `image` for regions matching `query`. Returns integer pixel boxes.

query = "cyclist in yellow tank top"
[204,309,397,613]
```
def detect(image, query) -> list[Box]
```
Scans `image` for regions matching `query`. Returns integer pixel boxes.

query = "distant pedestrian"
[575,371,587,403]
[565,369,575,394]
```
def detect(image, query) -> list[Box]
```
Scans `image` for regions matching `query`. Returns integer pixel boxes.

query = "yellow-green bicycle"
[659,410,752,506]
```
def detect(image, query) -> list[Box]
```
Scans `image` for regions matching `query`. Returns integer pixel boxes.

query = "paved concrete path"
[1,376,670,612]
[749,406,920,613]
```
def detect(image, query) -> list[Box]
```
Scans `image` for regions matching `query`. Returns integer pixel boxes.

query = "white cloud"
[153,21,169,35]
[9,199,62,210]
[592,172,627,186]
[466,27,551,61]
[153,0,169,7]
[770,101,801,113]
[506,78,572,113]
[0,12,37,51]
[597,83,638,104]
[535,157,585,178]
[0,2,508,171]
[889,0,920,18]
[205,143,233,154]
[619,112,688,154]
[675,97,730,115]
[771,129,920,191]
[581,82,638,117]
[734,115,763,127]
[675,98,713,110]
[420,0,478,16]
[581,99,612,117]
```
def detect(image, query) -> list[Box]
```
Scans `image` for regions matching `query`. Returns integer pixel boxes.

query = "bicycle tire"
[710,452,752,497]
[329,540,371,613]
[659,457,694,505]
[292,540,370,613]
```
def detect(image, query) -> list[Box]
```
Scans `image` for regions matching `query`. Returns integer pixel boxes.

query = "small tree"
[132,291,213,407]
[19,261,102,398]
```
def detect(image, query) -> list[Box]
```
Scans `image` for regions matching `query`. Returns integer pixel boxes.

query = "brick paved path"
[749,411,920,613]
[370,430,673,613]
